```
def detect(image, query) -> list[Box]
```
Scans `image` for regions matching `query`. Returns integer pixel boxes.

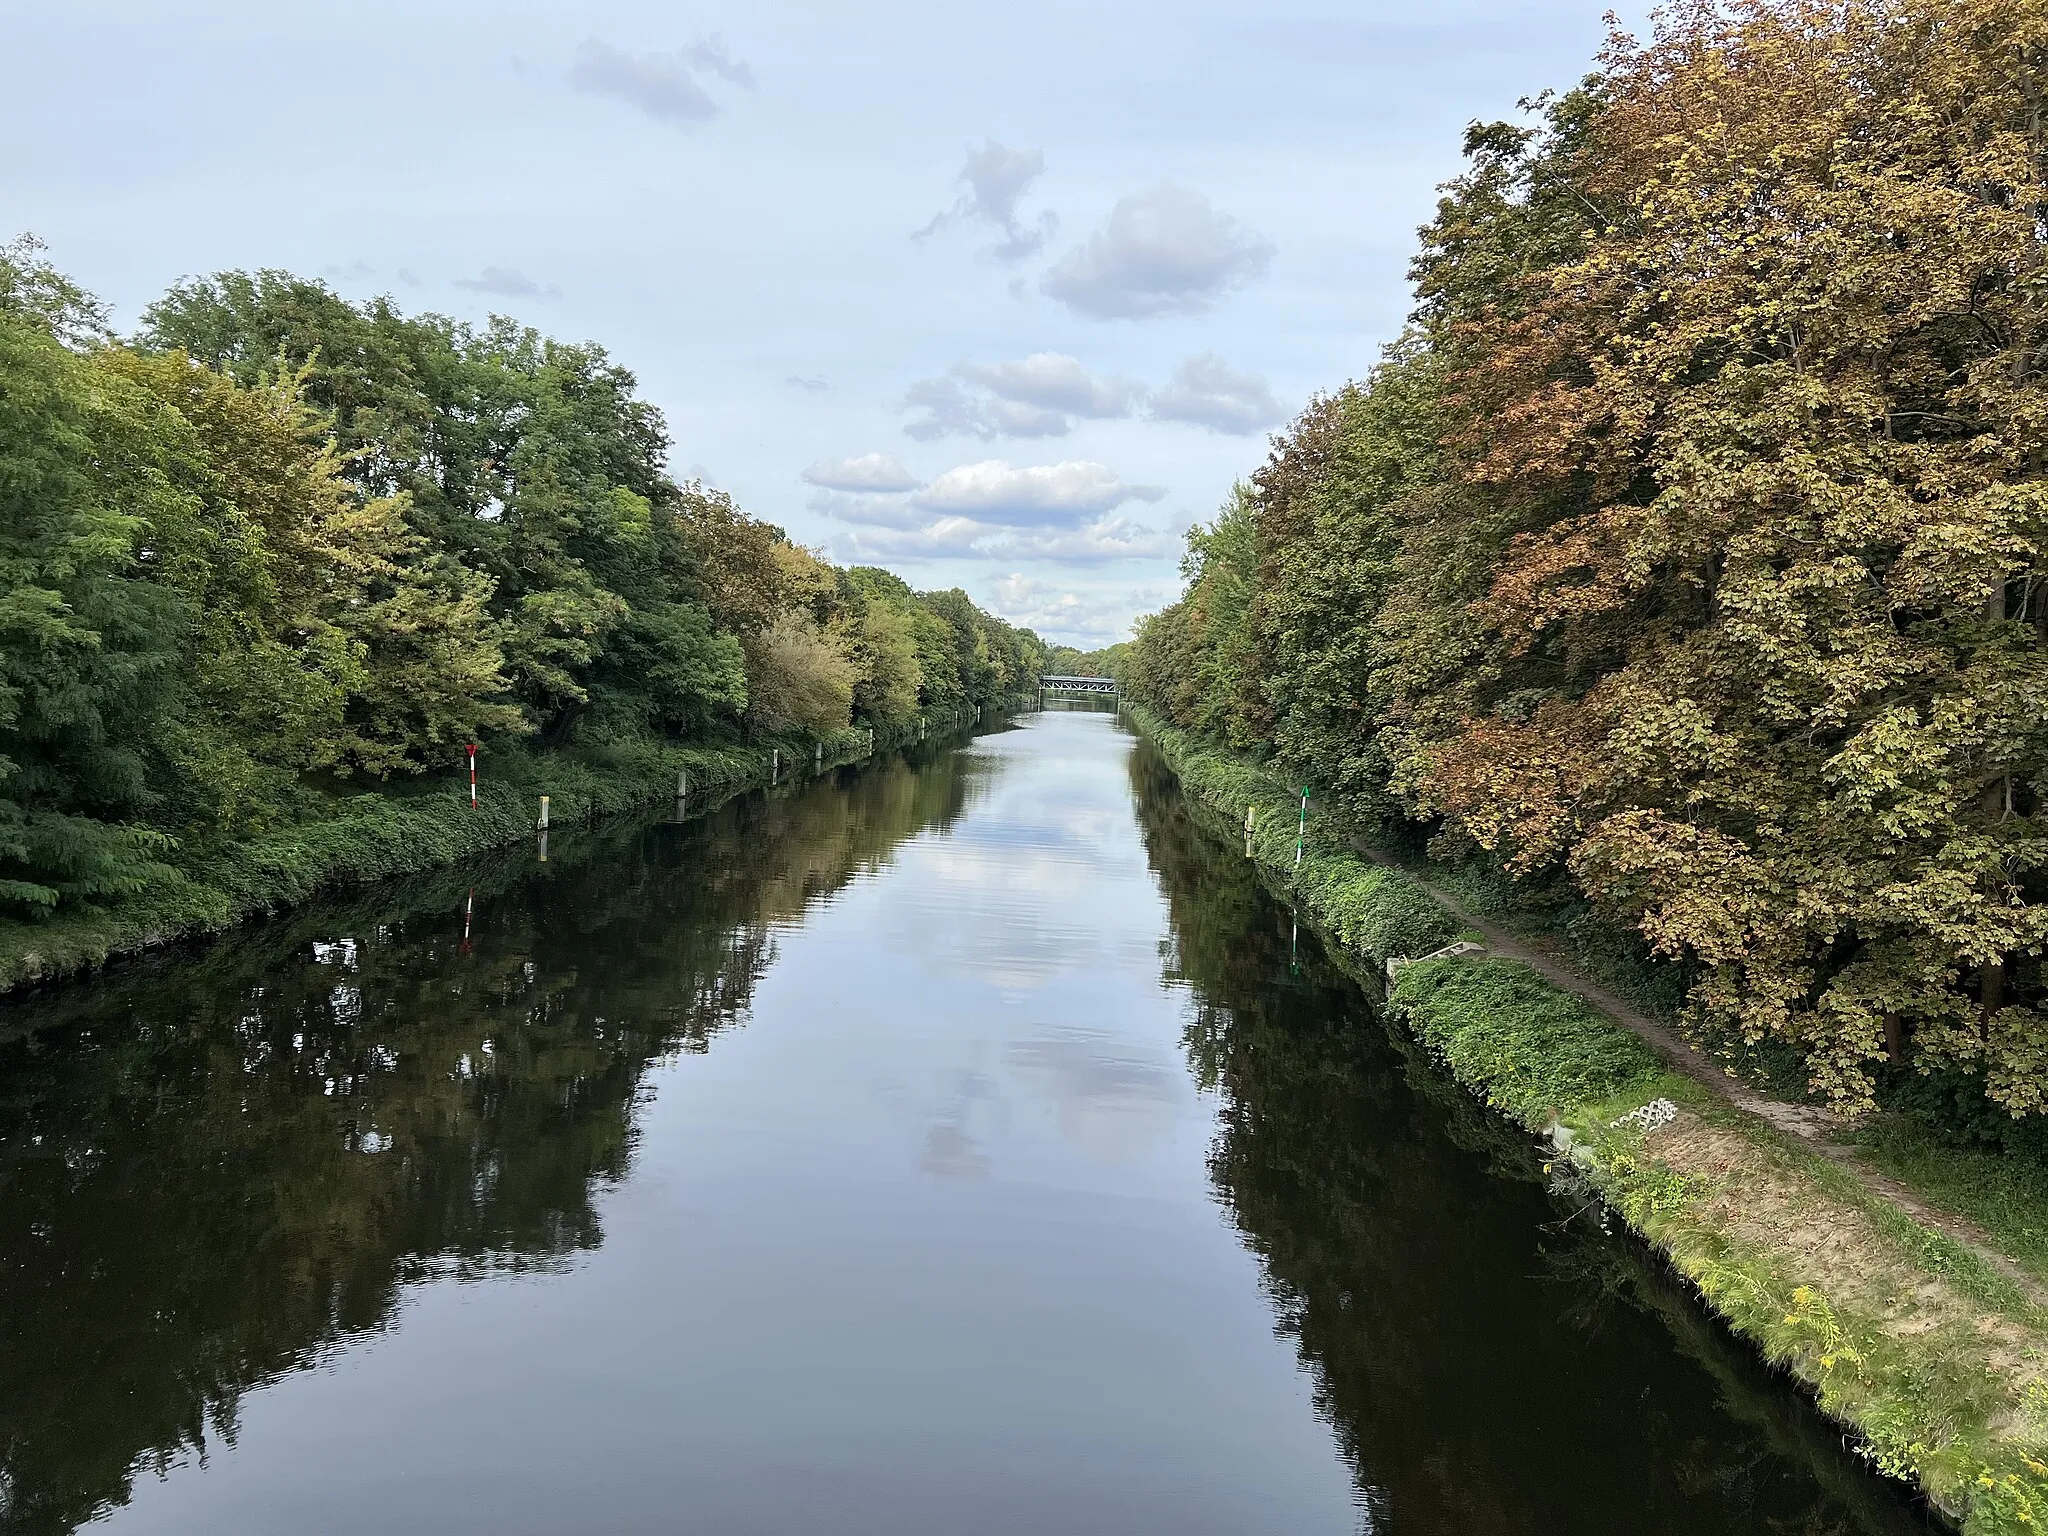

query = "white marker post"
[538,795,550,830]
[1295,788,1309,869]
[468,745,478,810]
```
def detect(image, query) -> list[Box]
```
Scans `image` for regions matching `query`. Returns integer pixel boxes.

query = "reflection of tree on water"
[0,750,982,1536]
[1128,743,1927,1536]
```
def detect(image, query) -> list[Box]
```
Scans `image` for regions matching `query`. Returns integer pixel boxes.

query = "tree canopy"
[1125,0,2048,1119]
[0,242,1044,921]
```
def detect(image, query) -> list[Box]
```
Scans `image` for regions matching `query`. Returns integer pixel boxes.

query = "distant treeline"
[1041,643,1127,679]
[0,245,1043,920]
[1123,0,2048,1119]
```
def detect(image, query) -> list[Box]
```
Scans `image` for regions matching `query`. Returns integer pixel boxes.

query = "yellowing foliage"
[1130,0,2048,1117]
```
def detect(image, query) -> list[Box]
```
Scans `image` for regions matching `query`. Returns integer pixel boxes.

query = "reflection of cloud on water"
[884,841,1110,990]
[871,717,1162,993]
[1005,1027,1181,1161]
[914,1069,1000,1180]
[920,1120,992,1179]
[883,790,1156,992]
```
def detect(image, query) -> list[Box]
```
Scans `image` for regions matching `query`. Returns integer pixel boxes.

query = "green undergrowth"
[1389,956,1667,1128]
[1132,710,1459,969]
[1130,705,2048,1532]
[0,720,911,996]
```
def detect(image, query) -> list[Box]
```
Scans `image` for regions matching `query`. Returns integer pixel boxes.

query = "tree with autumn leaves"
[1132,0,2048,1117]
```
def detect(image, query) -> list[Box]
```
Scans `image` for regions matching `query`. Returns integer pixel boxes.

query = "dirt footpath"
[1352,838,2048,1307]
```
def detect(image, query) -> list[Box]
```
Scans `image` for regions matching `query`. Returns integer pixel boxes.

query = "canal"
[0,710,1930,1534]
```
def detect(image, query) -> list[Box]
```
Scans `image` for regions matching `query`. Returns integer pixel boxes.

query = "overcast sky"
[5,0,1642,647]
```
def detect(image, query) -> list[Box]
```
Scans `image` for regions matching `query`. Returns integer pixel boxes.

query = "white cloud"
[989,517,1169,562]
[914,140,1058,262]
[959,352,1142,417]
[806,490,930,529]
[903,377,1067,441]
[904,353,1142,440]
[988,574,1163,642]
[898,377,1019,441]
[801,452,922,493]
[813,460,1169,564]
[833,515,1168,567]
[678,35,756,88]
[454,266,561,300]
[835,516,988,559]
[914,459,1162,526]
[991,573,1053,611]
[785,374,827,392]
[1149,354,1285,434]
[1040,183,1273,320]
[569,35,754,126]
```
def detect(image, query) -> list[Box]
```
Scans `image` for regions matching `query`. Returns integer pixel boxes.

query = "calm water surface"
[0,712,1930,1534]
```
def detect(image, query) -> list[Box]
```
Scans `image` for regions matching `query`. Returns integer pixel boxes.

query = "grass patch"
[1609,1117,2048,1530]
[1389,955,1666,1128]
[1133,710,1460,970]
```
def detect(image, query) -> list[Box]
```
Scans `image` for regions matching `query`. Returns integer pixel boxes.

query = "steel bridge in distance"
[1038,674,1119,698]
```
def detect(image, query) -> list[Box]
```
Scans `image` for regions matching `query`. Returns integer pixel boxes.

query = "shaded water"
[0,712,1930,1534]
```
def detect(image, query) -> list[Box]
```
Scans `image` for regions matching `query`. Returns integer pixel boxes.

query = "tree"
[742,619,855,736]
[1409,0,2048,1114]
[1128,0,2048,1117]
[837,570,923,723]
[0,308,184,913]
[107,348,524,786]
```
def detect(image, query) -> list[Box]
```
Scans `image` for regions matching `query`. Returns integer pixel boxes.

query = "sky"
[3,0,1645,648]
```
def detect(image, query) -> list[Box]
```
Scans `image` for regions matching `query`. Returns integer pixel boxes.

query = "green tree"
[0,308,184,914]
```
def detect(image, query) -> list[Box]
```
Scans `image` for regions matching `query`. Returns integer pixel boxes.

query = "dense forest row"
[1123,0,2048,1120]
[0,242,1044,922]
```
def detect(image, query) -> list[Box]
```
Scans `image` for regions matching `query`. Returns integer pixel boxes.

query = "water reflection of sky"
[47,710,1929,1536]
[842,719,1201,1177]
[877,728,1166,997]
[87,710,1366,1536]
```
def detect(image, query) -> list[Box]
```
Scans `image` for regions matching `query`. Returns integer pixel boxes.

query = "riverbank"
[1128,705,2048,1534]
[0,710,983,998]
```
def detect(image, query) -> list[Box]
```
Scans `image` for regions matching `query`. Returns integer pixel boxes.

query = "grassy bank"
[1130,706,2048,1533]
[0,716,954,997]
